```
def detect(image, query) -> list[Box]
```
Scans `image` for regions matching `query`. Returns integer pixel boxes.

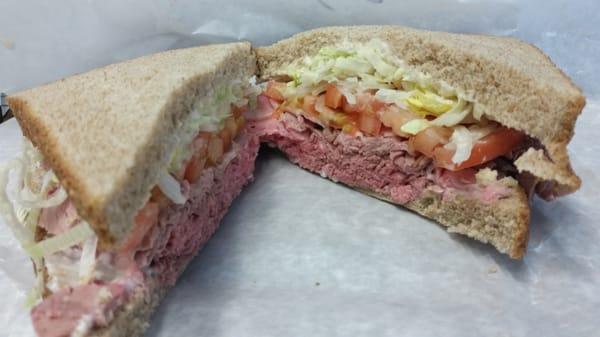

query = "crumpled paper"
[1,1,599,336]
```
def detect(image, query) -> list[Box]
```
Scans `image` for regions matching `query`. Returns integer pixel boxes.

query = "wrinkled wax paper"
[1,1,599,336]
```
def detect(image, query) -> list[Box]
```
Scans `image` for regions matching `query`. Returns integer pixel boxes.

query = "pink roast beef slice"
[31,283,127,337]
[135,131,260,285]
[249,112,511,205]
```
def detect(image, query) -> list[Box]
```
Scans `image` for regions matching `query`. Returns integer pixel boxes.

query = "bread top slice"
[256,25,585,198]
[8,42,256,246]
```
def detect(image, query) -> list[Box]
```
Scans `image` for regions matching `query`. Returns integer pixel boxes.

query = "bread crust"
[87,283,166,337]
[8,43,257,246]
[256,25,584,198]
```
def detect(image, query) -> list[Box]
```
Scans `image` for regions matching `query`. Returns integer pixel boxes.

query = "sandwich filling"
[252,39,532,206]
[0,81,260,337]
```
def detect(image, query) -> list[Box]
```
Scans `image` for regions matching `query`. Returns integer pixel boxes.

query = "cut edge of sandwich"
[8,42,257,246]
[363,187,530,258]
[255,25,585,199]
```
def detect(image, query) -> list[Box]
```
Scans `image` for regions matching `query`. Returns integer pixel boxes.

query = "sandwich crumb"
[315,282,320,286]
[487,266,498,274]
[0,37,15,50]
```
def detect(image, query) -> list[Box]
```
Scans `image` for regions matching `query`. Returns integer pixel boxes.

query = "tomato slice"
[264,81,286,102]
[325,84,344,109]
[120,202,159,253]
[433,127,525,171]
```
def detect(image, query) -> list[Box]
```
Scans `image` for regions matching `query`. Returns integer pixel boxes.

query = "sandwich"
[0,43,258,337]
[0,25,586,337]
[252,26,584,258]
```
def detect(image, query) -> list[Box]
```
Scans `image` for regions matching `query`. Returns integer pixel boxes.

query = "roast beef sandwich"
[0,25,586,337]
[253,26,585,259]
[0,43,259,337]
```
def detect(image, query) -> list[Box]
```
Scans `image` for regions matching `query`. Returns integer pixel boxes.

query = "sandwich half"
[253,26,585,258]
[0,43,258,337]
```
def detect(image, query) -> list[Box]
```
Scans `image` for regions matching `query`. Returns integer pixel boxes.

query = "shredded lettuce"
[283,39,476,134]
[158,171,186,204]
[1,141,112,306]
[431,98,471,127]
[79,235,98,284]
[400,119,431,135]
[374,89,413,110]
[406,91,455,116]
[0,147,67,307]
[169,79,255,173]
[286,39,401,95]
[444,125,495,164]
[24,221,95,260]
[0,159,35,246]
[446,126,473,164]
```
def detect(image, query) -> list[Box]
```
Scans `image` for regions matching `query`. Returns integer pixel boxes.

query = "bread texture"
[87,284,166,337]
[363,186,530,258]
[256,25,585,198]
[8,43,256,246]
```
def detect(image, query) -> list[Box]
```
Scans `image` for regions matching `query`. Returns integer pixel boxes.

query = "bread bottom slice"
[365,188,529,258]
[88,284,166,337]
[251,112,530,258]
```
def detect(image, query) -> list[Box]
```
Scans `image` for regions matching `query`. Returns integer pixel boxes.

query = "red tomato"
[150,186,170,209]
[409,126,453,157]
[184,154,207,184]
[325,84,343,109]
[303,95,318,115]
[235,115,246,131]
[314,95,338,121]
[224,116,238,137]
[342,92,384,116]
[433,127,525,171]
[220,129,232,151]
[379,105,419,137]
[342,98,361,115]
[358,113,382,136]
[264,81,286,102]
[231,104,247,118]
[207,136,224,165]
[120,202,159,253]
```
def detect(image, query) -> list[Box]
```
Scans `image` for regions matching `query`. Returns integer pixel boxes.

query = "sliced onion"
[158,171,186,205]
[24,221,95,260]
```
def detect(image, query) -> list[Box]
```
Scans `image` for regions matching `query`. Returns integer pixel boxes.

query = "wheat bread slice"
[256,25,585,199]
[8,43,256,246]
[87,283,166,337]
[361,186,530,258]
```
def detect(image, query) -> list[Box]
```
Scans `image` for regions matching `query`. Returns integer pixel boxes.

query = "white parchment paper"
[1,1,599,336]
